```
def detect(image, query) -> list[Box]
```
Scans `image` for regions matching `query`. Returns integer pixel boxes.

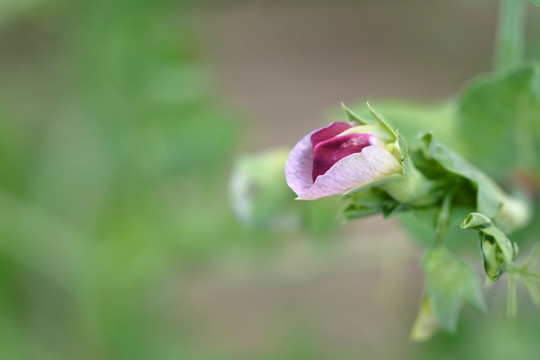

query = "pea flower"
[285,121,402,200]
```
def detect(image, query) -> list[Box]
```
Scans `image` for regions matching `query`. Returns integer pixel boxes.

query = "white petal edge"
[285,129,317,196]
[296,145,402,200]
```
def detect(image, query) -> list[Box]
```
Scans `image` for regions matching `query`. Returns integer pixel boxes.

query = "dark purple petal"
[312,133,375,181]
[310,122,351,149]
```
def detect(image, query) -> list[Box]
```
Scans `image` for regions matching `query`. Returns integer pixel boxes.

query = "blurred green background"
[1,0,540,359]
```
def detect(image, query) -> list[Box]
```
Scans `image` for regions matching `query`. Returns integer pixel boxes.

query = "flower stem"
[494,0,527,71]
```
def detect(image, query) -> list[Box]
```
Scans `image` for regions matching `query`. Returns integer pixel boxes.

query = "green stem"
[507,274,517,318]
[520,271,540,281]
[436,184,456,244]
[494,0,527,71]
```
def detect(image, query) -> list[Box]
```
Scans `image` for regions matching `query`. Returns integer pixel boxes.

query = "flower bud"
[285,121,402,200]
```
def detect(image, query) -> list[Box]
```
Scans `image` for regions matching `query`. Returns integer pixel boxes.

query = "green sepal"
[340,189,403,221]
[340,205,381,221]
[335,100,457,148]
[366,102,398,140]
[340,102,374,125]
[342,104,436,206]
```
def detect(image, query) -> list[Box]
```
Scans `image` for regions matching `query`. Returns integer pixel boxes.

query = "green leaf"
[419,133,504,219]
[480,240,503,281]
[457,64,540,179]
[410,296,440,342]
[398,206,477,249]
[422,246,486,332]
[418,133,531,234]
[531,0,540,7]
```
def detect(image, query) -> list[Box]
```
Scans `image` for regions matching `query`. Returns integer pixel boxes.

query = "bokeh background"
[1,0,540,359]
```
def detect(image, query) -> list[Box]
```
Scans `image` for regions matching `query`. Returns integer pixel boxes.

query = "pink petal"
[286,122,354,196]
[297,146,401,200]
[285,129,316,196]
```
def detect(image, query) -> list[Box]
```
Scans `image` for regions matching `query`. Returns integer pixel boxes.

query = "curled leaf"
[461,212,519,281]
[461,213,515,263]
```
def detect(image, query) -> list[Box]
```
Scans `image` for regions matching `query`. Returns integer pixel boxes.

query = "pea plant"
[231,0,540,340]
